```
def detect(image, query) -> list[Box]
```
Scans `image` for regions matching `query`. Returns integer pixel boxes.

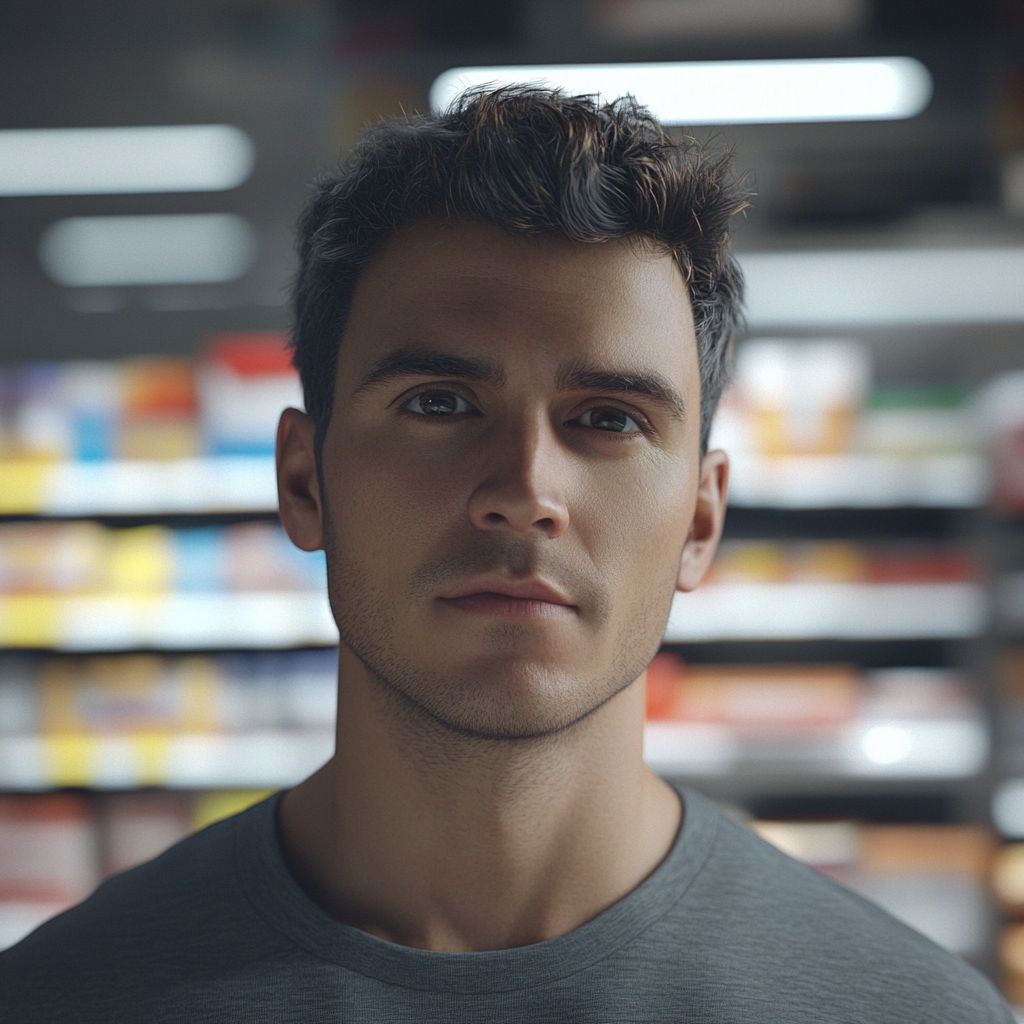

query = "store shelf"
[0,730,334,790]
[0,582,986,651]
[644,717,990,779]
[666,582,987,642]
[0,593,338,650]
[0,718,988,790]
[727,454,987,509]
[0,452,989,519]
[0,457,278,517]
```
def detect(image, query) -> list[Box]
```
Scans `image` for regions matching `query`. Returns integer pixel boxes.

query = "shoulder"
[0,802,284,1021]
[661,795,1013,1023]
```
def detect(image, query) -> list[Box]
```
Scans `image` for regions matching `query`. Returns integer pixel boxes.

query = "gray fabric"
[0,788,1013,1023]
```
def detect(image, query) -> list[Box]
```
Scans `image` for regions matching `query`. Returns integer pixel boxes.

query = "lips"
[441,575,573,606]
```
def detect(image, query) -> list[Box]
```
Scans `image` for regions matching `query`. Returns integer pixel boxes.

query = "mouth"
[439,576,577,619]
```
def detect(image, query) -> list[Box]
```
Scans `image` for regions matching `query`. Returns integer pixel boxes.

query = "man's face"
[312,220,710,740]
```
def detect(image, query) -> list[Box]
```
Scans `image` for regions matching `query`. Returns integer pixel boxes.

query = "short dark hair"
[291,86,749,452]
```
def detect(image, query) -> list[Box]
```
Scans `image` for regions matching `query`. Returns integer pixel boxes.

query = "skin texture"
[276,219,729,952]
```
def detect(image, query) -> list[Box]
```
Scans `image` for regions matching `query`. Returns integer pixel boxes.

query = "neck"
[278,649,682,952]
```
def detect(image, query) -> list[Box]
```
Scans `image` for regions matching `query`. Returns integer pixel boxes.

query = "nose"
[467,414,570,538]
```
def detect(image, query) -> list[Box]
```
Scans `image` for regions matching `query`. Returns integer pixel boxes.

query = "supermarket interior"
[3,0,1024,1006]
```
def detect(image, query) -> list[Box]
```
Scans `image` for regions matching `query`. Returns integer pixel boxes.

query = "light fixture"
[39,214,257,287]
[741,246,1024,326]
[430,57,932,125]
[0,124,255,197]
[861,725,912,765]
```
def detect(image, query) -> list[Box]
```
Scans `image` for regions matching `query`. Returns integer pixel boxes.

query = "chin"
[402,659,617,741]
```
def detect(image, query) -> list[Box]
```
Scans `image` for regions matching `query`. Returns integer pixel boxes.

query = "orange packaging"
[120,358,199,460]
[644,654,860,729]
[203,333,293,376]
[859,826,994,878]
[645,652,685,720]
[677,665,860,729]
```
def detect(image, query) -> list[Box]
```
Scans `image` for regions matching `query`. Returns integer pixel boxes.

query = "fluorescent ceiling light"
[39,214,257,287]
[0,124,254,196]
[740,247,1024,326]
[431,57,931,125]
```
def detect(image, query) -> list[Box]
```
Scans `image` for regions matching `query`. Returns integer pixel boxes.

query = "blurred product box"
[706,540,979,585]
[198,333,301,456]
[984,838,1024,1001]
[0,649,339,739]
[120,359,200,460]
[0,521,327,597]
[646,656,861,729]
[856,387,976,458]
[731,339,871,456]
[0,332,298,465]
[716,338,980,462]
[39,655,220,735]
[646,653,978,731]
[0,359,198,462]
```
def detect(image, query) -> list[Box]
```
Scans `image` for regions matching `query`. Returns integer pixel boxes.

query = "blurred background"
[3,0,1024,1004]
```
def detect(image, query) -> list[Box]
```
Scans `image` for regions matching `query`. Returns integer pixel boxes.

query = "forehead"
[339,220,698,380]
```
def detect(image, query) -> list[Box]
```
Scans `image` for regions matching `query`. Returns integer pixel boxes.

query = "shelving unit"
[656,487,997,813]
[0,452,995,791]
[0,361,1015,979]
[0,730,334,790]
[0,591,337,650]
[0,452,989,518]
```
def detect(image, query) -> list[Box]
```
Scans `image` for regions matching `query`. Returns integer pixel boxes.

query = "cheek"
[575,456,696,585]
[322,427,470,555]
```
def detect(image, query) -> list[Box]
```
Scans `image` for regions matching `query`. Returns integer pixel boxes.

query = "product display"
[0,335,298,516]
[0,343,1010,516]
[666,540,987,641]
[643,655,988,778]
[709,340,987,508]
[0,343,1019,1000]
[0,334,297,463]
[0,650,337,788]
[0,521,330,649]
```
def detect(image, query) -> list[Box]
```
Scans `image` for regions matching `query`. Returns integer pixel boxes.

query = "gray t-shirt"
[0,788,1012,1023]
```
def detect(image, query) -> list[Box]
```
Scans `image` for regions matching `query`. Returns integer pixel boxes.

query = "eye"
[404,391,475,416]
[575,408,642,433]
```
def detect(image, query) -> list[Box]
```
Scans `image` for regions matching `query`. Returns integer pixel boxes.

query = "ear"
[676,449,728,593]
[277,407,324,552]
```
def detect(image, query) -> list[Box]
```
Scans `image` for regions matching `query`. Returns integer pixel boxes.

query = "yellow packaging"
[0,459,52,515]
[104,526,172,593]
[0,594,60,646]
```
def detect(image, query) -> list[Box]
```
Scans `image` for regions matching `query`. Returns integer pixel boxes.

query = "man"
[0,87,1011,1022]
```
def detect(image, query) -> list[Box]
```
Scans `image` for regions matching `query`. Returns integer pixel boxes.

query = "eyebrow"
[352,347,507,395]
[555,361,687,420]
[352,347,686,421]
